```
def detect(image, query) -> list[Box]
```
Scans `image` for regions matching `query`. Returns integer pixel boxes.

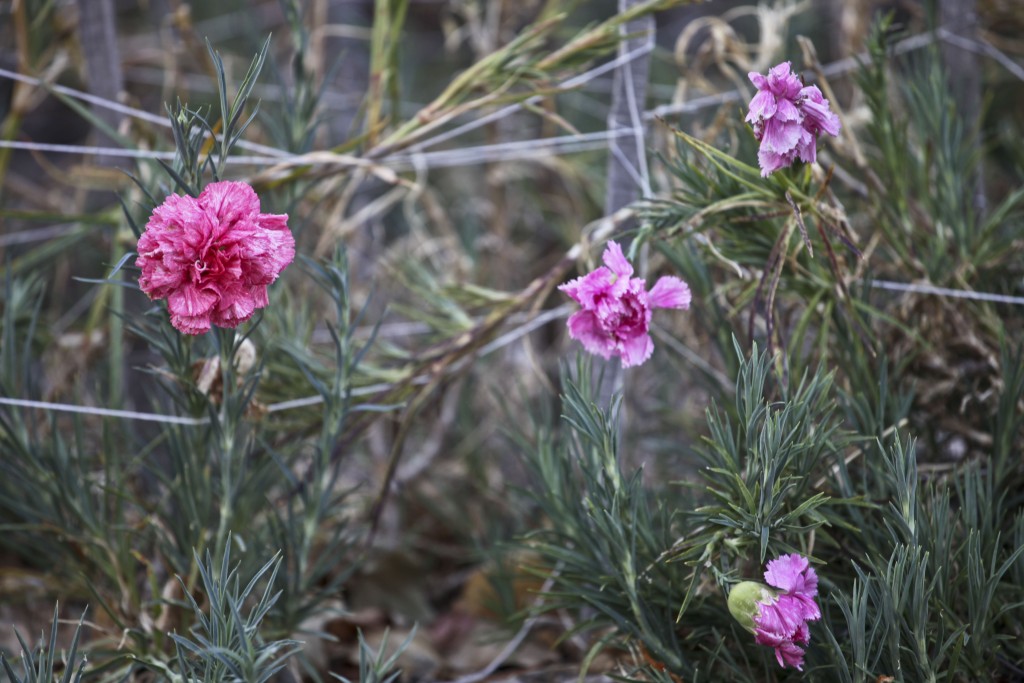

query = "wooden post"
[75,0,124,164]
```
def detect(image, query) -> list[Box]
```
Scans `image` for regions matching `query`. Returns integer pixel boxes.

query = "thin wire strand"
[0,306,576,426]
[0,140,179,160]
[0,398,209,425]
[0,27,979,172]
[0,66,169,127]
[646,29,942,120]
[2,275,1021,426]
[0,129,635,169]
[0,66,290,158]
[4,276,1019,423]
[4,27,1015,174]
[936,28,1024,83]
[405,42,656,153]
[377,130,635,169]
[621,16,653,200]
[866,279,1024,306]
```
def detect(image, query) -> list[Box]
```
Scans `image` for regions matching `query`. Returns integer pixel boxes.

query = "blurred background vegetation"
[1,0,1023,681]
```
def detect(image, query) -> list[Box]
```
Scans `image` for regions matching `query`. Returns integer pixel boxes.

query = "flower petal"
[566,310,615,359]
[648,276,692,310]
[746,90,777,124]
[618,332,654,368]
[764,553,818,597]
[798,85,842,137]
[199,180,260,225]
[601,240,633,281]
[211,284,259,328]
[767,61,802,99]
[760,118,804,154]
[167,284,218,335]
[795,128,818,164]
[757,147,794,177]
[559,267,615,308]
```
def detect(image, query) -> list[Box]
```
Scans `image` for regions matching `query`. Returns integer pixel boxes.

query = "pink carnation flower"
[727,553,822,670]
[136,181,295,335]
[745,62,841,176]
[558,241,690,368]
[754,553,821,670]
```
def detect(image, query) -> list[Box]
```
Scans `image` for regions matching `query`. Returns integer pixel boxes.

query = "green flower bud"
[728,580,776,632]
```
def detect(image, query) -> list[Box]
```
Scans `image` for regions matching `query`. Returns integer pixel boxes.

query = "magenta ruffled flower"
[136,181,295,335]
[558,241,690,368]
[727,553,821,670]
[745,62,841,176]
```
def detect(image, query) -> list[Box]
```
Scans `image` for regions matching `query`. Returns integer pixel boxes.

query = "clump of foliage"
[0,1,1022,682]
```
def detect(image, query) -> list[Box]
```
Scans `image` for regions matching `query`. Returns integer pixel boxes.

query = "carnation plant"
[0,2,1023,683]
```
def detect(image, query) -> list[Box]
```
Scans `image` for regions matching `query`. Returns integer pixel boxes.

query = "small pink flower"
[745,62,842,176]
[558,241,690,368]
[136,181,295,335]
[727,553,821,671]
[756,554,821,670]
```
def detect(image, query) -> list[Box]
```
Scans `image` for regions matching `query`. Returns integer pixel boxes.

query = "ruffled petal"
[648,276,692,310]
[760,118,804,154]
[199,180,260,225]
[211,284,259,328]
[559,267,614,308]
[767,61,802,99]
[138,260,185,299]
[775,640,807,670]
[146,192,204,234]
[773,98,801,124]
[798,85,842,137]
[795,128,818,164]
[746,90,777,124]
[566,310,615,359]
[170,313,213,336]
[618,332,654,368]
[754,602,809,670]
[602,240,633,282]
[757,147,793,177]
[166,284,218,335]
[764,554,812,593]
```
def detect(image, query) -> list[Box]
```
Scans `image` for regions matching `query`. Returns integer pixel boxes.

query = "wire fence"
[1,18,1023,426]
